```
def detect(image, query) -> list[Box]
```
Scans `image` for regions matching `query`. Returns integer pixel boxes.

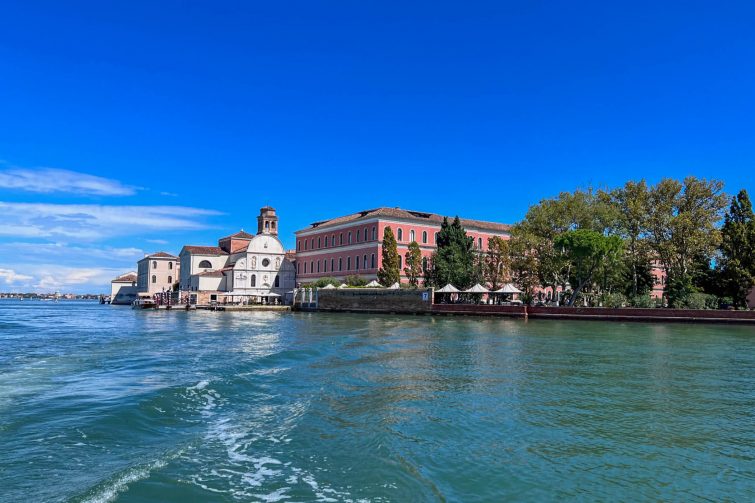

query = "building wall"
[179,253,229,290]
[137,257,179,294]
[110,281,138,304]
[294,217,509,284]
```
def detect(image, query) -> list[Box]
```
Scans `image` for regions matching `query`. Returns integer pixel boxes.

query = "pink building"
[294,207,511,284]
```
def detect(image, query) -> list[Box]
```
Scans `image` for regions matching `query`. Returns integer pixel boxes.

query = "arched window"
[356,255,360,270]
[363,254,367,269]
[168,262,173,270]
[318,237,321,248]
[323,260,327,273]
[310,239,314,250]
[271,222,276,230]
[371,254,375,268]
[274,275,279,287]
[372,227,377,240]
[434,232,439,243]
[347,257,351,270]
[168,276,172,284]
[317,261,320,273]
[297,262,300,274]
[340,233,344,245]
[304,240,308,251]
[310,261,314,274]
[331,258,334,272]
[332,234,336,247]
[348,232,352,244]
[265,221,270,229]
[251,274,256,287]
[410,230,415,242]
[397,228,403,241]
[398,255,403,270]
[479,237,483,249]
[422,257,428,270]
[325,236,329,247]
[151,275,157,284]
[356,231,360,243]
[339,258,342,271]
[297,241,301,251]
[152,261,157,268]
[304,262,307,273]
[422,231,428,244]
[198,260,212,269]
[364,228,368,241]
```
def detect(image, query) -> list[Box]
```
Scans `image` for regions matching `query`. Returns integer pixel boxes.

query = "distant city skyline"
[1,1,754,292]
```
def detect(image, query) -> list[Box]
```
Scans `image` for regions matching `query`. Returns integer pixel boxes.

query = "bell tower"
[257,206,278,236]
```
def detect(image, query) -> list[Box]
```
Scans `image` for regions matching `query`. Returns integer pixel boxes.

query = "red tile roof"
[219,230,254,240]
[181,245,228,255]
[112,272,137,282]
[301,207,511,233]
[145,251,178,259]
[196,270,225,277]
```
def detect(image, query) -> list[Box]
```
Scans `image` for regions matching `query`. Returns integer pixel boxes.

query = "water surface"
[1,300,754,502]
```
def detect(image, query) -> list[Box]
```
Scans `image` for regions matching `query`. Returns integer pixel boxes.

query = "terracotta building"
[137,252,179,294]
[294,207,511,284]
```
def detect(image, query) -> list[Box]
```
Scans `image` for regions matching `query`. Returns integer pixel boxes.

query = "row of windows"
[298,254,377,274]
[152,261,174,269]
[297,227,485,251]
[297,255,430,275]
[298,227,378,251]
[152,275,173,283]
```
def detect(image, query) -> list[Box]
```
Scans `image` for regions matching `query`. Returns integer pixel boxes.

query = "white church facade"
[179,207,296,305]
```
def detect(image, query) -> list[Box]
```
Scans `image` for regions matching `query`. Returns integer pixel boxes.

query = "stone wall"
[317,288,433,313]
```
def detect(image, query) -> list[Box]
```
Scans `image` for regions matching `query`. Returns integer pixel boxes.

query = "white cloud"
[0,202,221,240]
[0,268,33,284]
[160,191,178,197]
[146,239,169,245]
[0,242,146,263]
[0,166,136,196]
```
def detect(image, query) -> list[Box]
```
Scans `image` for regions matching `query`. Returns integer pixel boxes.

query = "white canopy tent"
[365,280,382,287]
[320,284,336,289]
[495,283,522,294]
[388,282,400,289]
[338,284,349,289]
[464,284,489,293]
[436,284,459,293]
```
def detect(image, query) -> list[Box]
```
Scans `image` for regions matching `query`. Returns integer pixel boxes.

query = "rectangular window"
[371,254,375,268]
[331,258,334,271]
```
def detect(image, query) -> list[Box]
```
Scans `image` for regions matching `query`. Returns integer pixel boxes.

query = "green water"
[1,300,754,502]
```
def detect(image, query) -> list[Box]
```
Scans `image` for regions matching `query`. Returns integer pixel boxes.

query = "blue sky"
[1,1,754,292]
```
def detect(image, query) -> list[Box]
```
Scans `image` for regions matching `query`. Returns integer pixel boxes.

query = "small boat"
[131,293,157,309]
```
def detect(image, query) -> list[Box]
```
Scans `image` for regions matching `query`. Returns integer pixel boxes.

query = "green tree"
[508,229,540,304]
[646,177,727,306]
[609,180,653,297]
[404,241,423,287]
[484,236,511,291]
[718,189,755,307]
[426,217,476,288]
[377,226,400,286]
[555,229,624,306]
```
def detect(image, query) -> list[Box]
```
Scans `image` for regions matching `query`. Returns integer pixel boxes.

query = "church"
[179,207,296,305]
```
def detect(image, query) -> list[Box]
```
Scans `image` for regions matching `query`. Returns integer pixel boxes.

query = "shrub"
[344,275,368,287]
[678,292,716,310]
[307,277,341,288]
[629,295,655,308]
[599,293,627,308]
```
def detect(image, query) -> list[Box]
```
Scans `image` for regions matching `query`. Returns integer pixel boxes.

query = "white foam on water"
[80,455,172,503]
[254,487,292,502]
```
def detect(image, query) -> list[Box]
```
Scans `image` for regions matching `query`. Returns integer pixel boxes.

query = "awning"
[494,283,522,294]
[464,283,489,293]
[436,284,459,293]
[388,282,400,289]
[365,280,382,287]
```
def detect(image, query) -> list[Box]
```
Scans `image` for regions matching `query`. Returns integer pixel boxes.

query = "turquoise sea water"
[1,300,754,502]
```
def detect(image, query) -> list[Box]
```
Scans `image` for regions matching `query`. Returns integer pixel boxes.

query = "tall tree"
[610,180,652,297]
[646,177,727,306]
[554,229,624,306]
[377,226,400,286]
[426,217,476,288]
[484,236,511,291]
[404,241,423,287]
[508,229,540,304]
[718,189,755,307]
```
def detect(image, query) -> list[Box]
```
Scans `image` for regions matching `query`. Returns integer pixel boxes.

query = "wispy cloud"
[160,191,178,197]
[0,165,137,196]
[0,242,146,263]
[0,202,222,240]
[146,239,169,245]
[0,268,33,284]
